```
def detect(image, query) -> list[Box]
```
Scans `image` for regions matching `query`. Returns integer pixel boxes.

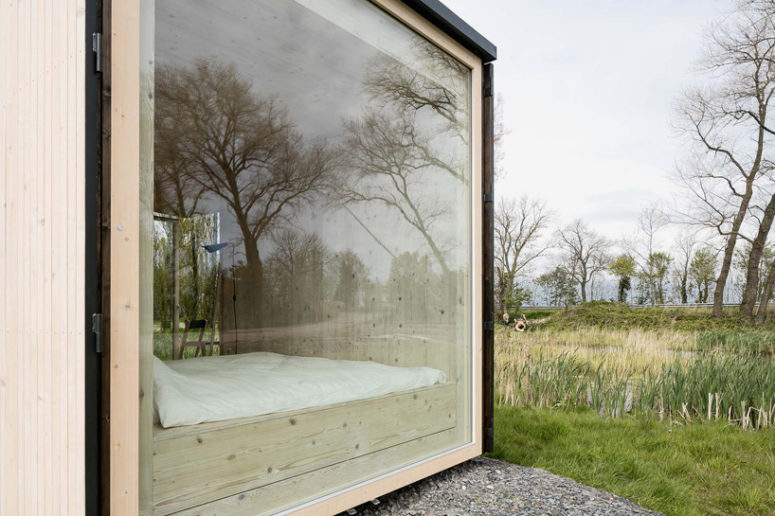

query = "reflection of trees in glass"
[154,59,334,321]
[177,216,220,320]
[153,223,174,330]
[389,251,450,323]
[363,42,468,145]
[342,111,450,274]
[154,95,202,218]
[155,88,208,324]
[332,251,368,310]
[339,43,469,277]
[152,217,219,328]
[265,229,326,325]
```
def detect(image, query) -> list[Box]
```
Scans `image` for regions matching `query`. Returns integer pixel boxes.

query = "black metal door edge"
[85,0,103,513]
[482,63,495,453]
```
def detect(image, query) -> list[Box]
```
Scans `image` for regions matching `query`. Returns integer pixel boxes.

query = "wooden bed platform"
[151,381,458,515]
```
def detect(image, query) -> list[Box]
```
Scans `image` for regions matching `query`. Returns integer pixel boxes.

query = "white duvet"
[153,352,446,428]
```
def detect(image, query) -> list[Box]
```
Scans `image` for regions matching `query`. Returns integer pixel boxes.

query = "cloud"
[443,0,733,240]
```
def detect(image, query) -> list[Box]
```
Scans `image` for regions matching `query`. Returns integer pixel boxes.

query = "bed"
[149,346,460,515]
[153,352,446,428]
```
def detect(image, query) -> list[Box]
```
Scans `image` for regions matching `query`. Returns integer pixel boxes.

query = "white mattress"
[153,352,446,428]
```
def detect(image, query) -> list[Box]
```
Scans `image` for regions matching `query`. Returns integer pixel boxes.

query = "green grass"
[490,405,775,516]
[520,308,556,320]
[494,304,775,514]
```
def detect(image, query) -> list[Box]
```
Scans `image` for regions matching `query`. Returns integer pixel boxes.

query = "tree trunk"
[755,260,775,324]
[740,193,775,318]
[713,172,758,317]
[648,275,657,307]
[234,215,265,328]
[714,228,743,316]
[716,103,767,317]
[421,229,450,276]
[496,268,509,315]
[189,233,200,317]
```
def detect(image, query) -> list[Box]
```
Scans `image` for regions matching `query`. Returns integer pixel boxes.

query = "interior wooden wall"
[0,0,86,514]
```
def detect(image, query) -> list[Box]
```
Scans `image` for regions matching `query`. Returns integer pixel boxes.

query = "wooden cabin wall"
[0,0,87,514]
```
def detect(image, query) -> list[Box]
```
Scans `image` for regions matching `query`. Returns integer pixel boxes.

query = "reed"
[695,329,775,356]
[496,327,775,429]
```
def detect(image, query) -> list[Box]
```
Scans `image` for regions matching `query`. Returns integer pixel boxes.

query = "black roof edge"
[401,0,497,62]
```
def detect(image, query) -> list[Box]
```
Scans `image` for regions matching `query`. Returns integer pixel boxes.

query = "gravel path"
[340,457,661,516]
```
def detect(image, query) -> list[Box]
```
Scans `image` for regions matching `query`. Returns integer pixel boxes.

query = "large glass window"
[139,0,474,512]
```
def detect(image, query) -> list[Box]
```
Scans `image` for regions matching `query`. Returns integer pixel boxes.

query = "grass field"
[493,302,775,514]
[490,406,775,516]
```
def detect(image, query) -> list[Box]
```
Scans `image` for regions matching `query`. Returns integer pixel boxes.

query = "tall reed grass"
[497,327,775,429]
[695,329,775,356]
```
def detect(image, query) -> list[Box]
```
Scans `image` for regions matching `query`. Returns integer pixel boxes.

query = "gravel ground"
[340,457,662,516]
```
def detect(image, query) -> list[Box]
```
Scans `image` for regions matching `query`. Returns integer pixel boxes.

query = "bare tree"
[557,220,609,303]
[340,110,451,273]
[338,44,471,276]
[740,178,775,317]
[673,231,698,304]
[331,250,368,311]
[154,109,204,218]
[266,229,328,325]
[155,59,334,323]
[494,94,509,181]
[624,205,670,306]
[363,41,469,144]
[494,196,551,312]
[756,247,775,322]
[675,0,775,317]
[154,89,209,322]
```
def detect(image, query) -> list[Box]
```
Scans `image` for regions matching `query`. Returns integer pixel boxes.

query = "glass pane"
[140,0,472,512]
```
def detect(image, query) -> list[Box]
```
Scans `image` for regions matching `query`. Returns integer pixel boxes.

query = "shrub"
[541,301,758,332]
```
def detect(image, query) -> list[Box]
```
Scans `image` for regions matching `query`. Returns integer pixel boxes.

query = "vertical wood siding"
[0,0,86,514]
[110,0,141,512]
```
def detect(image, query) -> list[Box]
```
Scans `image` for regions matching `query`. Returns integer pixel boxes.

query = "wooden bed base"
[152,382,459,515]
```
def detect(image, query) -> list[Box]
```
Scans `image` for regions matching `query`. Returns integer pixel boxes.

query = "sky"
[442,0,734,240]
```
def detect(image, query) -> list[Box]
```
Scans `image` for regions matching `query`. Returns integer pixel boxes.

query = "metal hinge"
[484,321,494,331]
[92,32,102,73]
[483,193,494,203]
[484,86,493,98]
[92,313,103,354]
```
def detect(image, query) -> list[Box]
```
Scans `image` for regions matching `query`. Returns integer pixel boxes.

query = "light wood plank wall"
[0,0,86,514]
